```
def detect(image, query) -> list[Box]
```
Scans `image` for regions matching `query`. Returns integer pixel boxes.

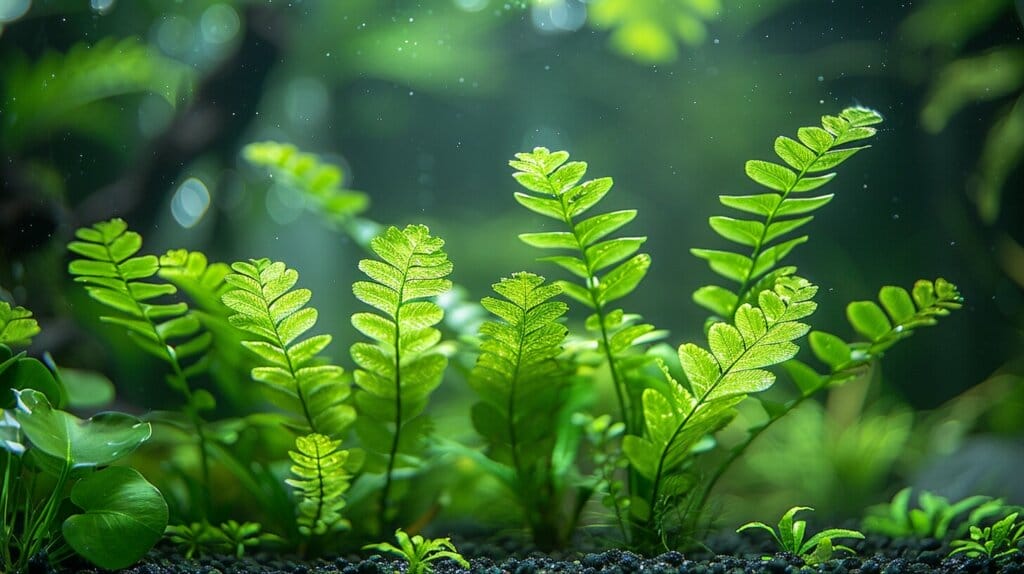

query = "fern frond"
[285,433,352,536]
[624,276,817,525]
[469,272,570,489]
[510,147,659,434]
[695,278,964,513]
[243,142,370,225]
[809,278,964,375]
[3,37,192,148]
[0,302,40,347]
[692,107,883,319]
[221,259,355,438]
[67,218,214,516]
[159,250,232,314]
[350,224,453,520]
[67,219,211,392]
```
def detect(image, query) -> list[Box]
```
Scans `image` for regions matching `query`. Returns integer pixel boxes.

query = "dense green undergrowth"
[2,106,1002,573]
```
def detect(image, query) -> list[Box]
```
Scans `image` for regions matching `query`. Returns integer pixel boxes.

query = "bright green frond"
[0,301,40,347]
[243,141,369,225]
[625,276,817,515]
[350,224,453,521]
[67,218,210,390]
[221,259,354,438]
[159,250,232,314]
[511,147,659,440]
[693,107,883,319]
[809,278,963,375]
[470,272,570,485]
[285,433,352,536]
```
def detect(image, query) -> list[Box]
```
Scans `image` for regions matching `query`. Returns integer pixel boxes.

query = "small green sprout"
[950,512,1024,561]
[215,520,284,558]
[863,487,1005,540]
[364,529,470,574]
[738,506,865,565]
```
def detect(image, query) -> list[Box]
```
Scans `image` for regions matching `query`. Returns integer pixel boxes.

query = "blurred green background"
[2,0,1022,526]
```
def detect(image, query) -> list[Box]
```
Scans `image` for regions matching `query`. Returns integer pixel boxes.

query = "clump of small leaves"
[166,520,283,559]
[365,529,470,574]
[863,487,1005,540]
[950,512,1024,561]
[738,506,865,565]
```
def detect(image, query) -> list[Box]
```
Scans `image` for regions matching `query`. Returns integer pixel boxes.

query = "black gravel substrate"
[63,537,1024,574]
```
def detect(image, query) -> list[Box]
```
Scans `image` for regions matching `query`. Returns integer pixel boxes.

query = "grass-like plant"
[364,528,470,574]
[738,506,865,565]
[863,488,1005,540]
[950,511,1024,560]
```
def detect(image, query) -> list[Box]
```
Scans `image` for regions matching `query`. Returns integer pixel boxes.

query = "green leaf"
[350,225,453,512]
[14,389,151,470]
[68,219,209,382]
[223,259,354,439]
[846,301,893,341]
[0,301,41,347]
[243,142,369,224]
[745,160,797,191]
[62,466,168,570]
[709,217,764,247]
[695,108,883,319]
[774,136,818,170]
[470,273,570,496]
[809,331,851,371]
[285,433,352,536]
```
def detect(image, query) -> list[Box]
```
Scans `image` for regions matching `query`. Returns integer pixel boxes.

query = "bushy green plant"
[950,511,1024,560]
[738,506,865,565]
[39,104,968,559]
[365,529,469,574]
[1,309,167,572]
[863,488,1005,540]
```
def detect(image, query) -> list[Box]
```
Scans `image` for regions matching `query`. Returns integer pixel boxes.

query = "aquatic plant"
[468,272,575,548]
[950,511,1024,560]
[1,310,166,572]
[350,224,454,528]
[364,528,470,574]
[737,506,865,565]
[863,488,1006,540]
[67,219,216,517]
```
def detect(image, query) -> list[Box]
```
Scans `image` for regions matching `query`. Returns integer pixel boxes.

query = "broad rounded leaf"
[14,389,151,470]
[62,466,168,570]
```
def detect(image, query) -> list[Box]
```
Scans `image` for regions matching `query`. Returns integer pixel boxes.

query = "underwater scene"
[1,1,1023,573]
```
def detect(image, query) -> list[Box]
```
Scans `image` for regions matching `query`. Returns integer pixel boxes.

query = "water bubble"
[454,0,489,11]
[0,0,31,23]
[170,178,211,228]
[200,3,240,45]
[90,0,115,14]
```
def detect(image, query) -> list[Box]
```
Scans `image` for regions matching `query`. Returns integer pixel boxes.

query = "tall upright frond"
[67,219,211,393]
[284,433,352,536]
[67,218,213,515]
[349,224,453,522]
[0,302,40,347]
[692,107,884,319]
[222,259,354,439]
[469,272,571,538]
[510,147,662,435]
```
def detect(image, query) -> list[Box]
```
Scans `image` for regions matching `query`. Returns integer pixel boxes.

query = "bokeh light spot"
[200,3,240,45]
[171,178,211,228]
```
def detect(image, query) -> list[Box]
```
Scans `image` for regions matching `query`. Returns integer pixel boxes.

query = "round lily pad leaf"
[62,466,169,570]
[14,389,151,470]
